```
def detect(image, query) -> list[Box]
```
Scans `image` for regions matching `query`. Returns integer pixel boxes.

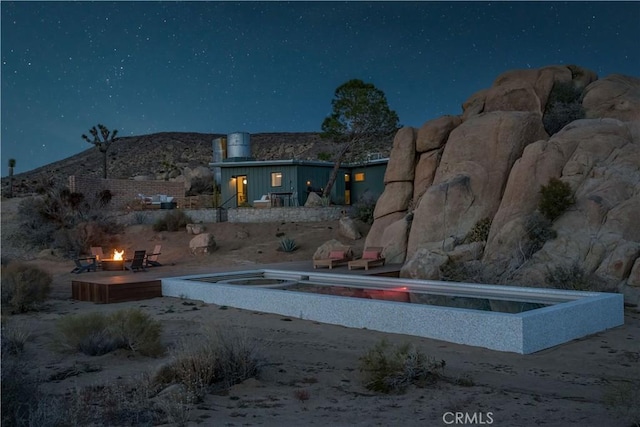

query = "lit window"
[354,172,365,182]
[271,172,282,187]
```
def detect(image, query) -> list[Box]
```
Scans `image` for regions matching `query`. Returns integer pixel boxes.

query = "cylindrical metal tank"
[212,137,227,185]
[226,132,251,159]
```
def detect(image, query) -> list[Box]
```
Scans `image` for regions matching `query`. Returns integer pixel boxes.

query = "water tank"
[227,132,251,159]
[212,137,227,185]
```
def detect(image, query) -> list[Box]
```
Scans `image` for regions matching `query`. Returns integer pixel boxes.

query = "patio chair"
[90,246,104,269]
[126,250,147,272]
[348,247,386,271]
[313,246,352,269]
[144,245,162,267]
[70,252,97,274]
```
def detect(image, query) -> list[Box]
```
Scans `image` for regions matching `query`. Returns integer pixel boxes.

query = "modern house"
[209,133,388,208]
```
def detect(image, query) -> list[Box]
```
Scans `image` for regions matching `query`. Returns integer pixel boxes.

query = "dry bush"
[538,178,575,221]
[1,262,51,313]
[1,324,31,355]
[153,210,192,232]
[155,327,264,403]
[108,308,164,357]
[55,309,164,357]
[359,339,446,394]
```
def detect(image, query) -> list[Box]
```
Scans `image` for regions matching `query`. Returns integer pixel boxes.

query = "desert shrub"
[132,211,149,225]
[543,80,585,135]
[1,324,30,355]
[109,309,164,357]
[545,262,597,291]
[55,309,164,357]
[1,262,51,313]
[466,217,492,243]
[352,191,378,225]
[279,237,298,252]
[13,187,119,252]
[538,178,575,221]
[359,339,446,394]
[153,210,192,232]
[156,328,263,402]
[1,356,41,427]
[525,212,557,254]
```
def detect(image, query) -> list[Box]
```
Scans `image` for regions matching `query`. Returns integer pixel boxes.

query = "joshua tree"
[82,124,118,179]
[7,158,16,198]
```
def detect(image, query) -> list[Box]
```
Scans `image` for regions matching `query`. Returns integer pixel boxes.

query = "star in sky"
[1,1,639,175]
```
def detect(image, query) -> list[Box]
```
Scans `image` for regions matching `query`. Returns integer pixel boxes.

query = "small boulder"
[305,192,324,207]
[313,239,351,260]
[189,233,216,255]
[186,223,206,235]
[339,217,361,240]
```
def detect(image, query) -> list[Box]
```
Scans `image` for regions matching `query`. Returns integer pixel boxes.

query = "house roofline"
[208,158,389,168]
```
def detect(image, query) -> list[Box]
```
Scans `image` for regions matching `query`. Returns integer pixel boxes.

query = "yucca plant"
[279,237,298,252]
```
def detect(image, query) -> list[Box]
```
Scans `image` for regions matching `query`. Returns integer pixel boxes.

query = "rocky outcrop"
[407,111,548,258]
[369,64,640,304]
[583,74,640,121]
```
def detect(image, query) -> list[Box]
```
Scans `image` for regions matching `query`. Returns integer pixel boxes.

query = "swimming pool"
[161,269,623,354]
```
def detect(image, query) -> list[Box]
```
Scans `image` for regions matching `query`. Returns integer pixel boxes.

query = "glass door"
[236,175,247,206]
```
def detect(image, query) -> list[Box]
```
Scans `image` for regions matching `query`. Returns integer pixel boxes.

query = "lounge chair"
[313,246,352,269]
[348,247,386,271]
[253,194,271,208]
[90,246,104,269]
[145,244,162,267]
[70,252,97,274]
[126,250,147,272]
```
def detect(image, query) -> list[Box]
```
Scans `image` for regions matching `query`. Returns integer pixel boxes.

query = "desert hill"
[2,131,358,196]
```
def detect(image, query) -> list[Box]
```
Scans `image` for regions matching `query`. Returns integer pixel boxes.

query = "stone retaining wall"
[114,207,346,225]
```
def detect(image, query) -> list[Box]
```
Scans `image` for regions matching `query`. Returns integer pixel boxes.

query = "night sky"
[2,1,639,176]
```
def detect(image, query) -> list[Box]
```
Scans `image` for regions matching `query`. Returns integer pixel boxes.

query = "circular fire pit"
[101,259,124,271]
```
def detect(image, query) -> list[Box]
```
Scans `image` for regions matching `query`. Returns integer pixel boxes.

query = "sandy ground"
[2,197,639,427]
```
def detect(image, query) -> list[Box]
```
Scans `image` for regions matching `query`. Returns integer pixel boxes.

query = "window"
[271,172,282,187]
[354,172,365,182]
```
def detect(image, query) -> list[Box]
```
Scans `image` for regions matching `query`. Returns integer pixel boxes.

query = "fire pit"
[101,250,126,271]
[101,259,125,271]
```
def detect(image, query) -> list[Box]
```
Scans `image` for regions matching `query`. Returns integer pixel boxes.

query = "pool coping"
[161,269,624,354]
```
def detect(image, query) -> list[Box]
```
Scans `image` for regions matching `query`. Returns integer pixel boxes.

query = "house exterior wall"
[217,161,386,208]
[350,163,387,202]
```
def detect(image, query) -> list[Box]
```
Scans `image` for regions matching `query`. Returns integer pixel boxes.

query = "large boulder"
[583,74,640,121]
[379,215,411,264]
[305,191,323,207]
[462,65,596,120]
[373,181,413,219]
[364,211,406,249]
[400,248,449,280]
[407,111,548,258]
[182,166,214,192]
[486,119,639,265]
[383,127,417,183]
[416,115,461,153]
[413,149,441,202]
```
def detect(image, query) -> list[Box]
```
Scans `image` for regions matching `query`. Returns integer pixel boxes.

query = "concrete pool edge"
[161,269,624,354]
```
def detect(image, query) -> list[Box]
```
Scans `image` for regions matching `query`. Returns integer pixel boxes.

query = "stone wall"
[114,207,345,225]
[228,206,346,223]
[69,175,185,209]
